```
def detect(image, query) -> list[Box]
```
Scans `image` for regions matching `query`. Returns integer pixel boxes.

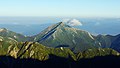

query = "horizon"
[0,17,120,36]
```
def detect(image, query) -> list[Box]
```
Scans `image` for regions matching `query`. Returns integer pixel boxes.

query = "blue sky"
[0,0,120,17]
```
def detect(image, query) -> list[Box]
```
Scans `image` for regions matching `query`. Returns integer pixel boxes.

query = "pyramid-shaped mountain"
[34,22,101,52]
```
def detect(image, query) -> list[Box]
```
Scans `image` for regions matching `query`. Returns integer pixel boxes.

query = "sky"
[0,0,120,17]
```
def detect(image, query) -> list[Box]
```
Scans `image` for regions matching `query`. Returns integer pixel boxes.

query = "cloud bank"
[62,19,83,26]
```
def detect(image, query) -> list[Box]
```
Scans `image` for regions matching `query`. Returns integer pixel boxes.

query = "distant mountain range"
[0,17,120,35]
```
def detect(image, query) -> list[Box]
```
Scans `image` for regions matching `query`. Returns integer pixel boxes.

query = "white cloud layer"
[62,19,83,26]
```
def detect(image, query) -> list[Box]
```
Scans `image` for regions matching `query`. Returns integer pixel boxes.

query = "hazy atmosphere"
[0,0,120,68]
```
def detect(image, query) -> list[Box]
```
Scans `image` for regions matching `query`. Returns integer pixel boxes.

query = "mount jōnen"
[33,22,120,53]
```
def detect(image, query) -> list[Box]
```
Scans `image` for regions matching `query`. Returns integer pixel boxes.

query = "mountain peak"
[54,22,71,28]
[58,22,64,26]
[0,28,8,32]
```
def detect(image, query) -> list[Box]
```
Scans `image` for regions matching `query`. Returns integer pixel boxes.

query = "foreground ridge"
[0,39,120,68]
[0,40,119,61]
